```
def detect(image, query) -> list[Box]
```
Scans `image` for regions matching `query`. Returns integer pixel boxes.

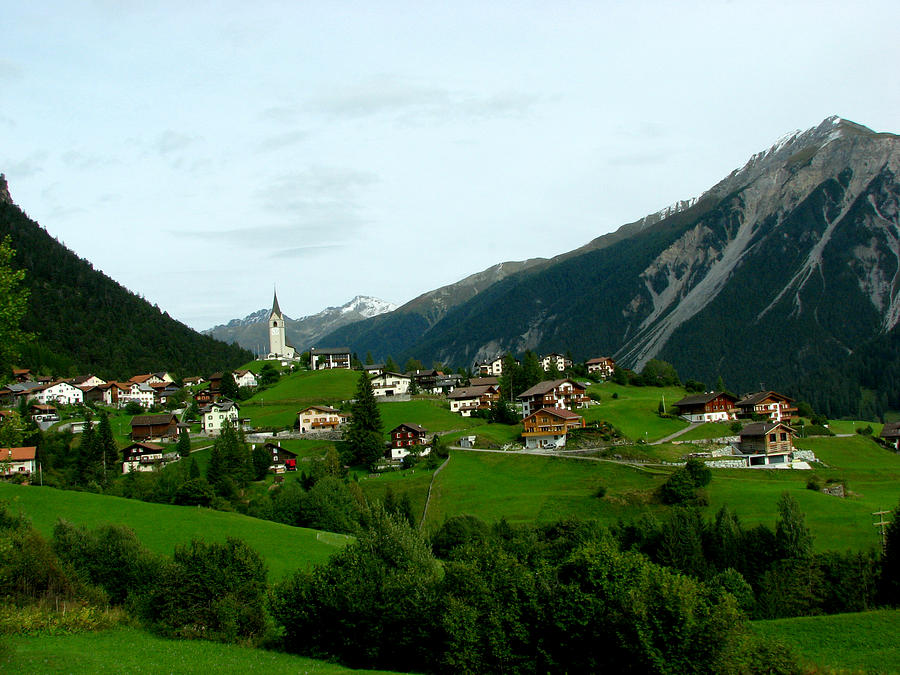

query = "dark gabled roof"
[392,423,428,434]
[674,391,736,407]
[123,442,165,453]
[469,376,500,386]
[518,379,583,399]
[131,414,177,427]
[265,442,297,457]
[310,347,351,355]
[737,391,794,406]
[881,422,900,439]
[298,405,340,414]
[739,421,795,437]
[448,385,496,399]
[371,371,409,379]
[200,398,238,413]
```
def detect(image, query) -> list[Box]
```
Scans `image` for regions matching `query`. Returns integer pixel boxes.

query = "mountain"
[203,295,397,355]
[318,117,900,416]
[0,176,253,379]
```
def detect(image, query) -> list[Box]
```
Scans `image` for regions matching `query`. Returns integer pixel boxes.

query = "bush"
[806,475,821,491]
[594,484,607,499]
[684,458,712,488]
[124,401,143,415]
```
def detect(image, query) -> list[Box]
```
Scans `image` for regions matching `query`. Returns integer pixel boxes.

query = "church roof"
[270,290,282,318]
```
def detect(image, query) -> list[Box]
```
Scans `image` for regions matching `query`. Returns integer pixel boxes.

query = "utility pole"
[873,508,892,552]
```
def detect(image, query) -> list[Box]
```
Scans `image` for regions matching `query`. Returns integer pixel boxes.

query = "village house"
[99,382,130,406]
[363,363,384,377]
[475,356,506,377]
[297,405,343,432]
[430,374,462,395]
[233,369,258,388]
[370,372,411,397]
[521,408,585,450]
[735,391,798,422]
[517,379,589,418]
[12,368,31,383]
[585,357,616,379]
[32,380,84,406]
[673,391,738,423]
[77,384,105,404]
[122,382,156,409]
[200,398,240,435]
[129,373,166,386]
[469,376,500,387]
[30,404,58,423]
[0,381,44,406]
[263,442,297,472]
[69,374,107,388]
[388,423,430,461]
[149,382,181,405]
[121,442,167,473]
[540,353,572,372]
[310,347,352,370]
[194,387,216,406]
[208,373,223,392]
[738,421,796,466]
[182,376,205,386]
[880,421,900,449]
[447,384,500,416]
[130,413,178,441]
[2,446,37,477]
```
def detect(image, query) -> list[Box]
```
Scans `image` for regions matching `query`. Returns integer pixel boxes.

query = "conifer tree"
[176,427,191,459]
[346,371,384,468]
[521,351,543,389]
[189,456,200,480]
[76,410,101,485]
[95,411,118,482]
[775,492,813,560]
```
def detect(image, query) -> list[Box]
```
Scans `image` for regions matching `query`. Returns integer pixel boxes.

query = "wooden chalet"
[2,446,37,477]
[522,408,584,450]
[122,442,167,473]
[880,421,900,449]
[130,413,178,441]
[585,357,615,378]
[388,423,430,461]
[735,391,797,422]
[738,421,796,466]
[297,405,343,432]
[264,442,297,472]
[517,379,589,417]
[673,391,738,423]
[447,384,500,417]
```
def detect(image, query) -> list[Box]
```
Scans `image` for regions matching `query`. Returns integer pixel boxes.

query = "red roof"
[4,446,37,461]
[525,407,583,421]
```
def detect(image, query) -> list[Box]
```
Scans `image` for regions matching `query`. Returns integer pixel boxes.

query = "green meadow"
[0,483,348,580]
[584,382,689,441]
[751,609,900,674]
[1,627,399,674]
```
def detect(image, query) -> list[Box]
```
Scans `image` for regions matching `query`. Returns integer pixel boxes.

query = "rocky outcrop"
[0,174,12,205]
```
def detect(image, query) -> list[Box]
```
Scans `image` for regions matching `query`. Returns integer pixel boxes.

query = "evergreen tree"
[0,236,32,374]
[384,356,399,373]
[346,371,384,468]
[251,443,271,481]
[188,456,200,480]
[365,351,374,365]
[521,351,543,390]
[775,492,813,560]
[176,427,191,459]
[404,358,423,373]
[95,411,118,483]
[219,372,239,400]
[880,498,900,605]
[76,410,101,485]
[206,440,225,491]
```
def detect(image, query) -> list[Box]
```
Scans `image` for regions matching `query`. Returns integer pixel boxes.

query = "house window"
[769,434,776,442]
[780,433,787,441]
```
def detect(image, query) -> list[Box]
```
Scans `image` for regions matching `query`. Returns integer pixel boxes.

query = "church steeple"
[270,289,283,320]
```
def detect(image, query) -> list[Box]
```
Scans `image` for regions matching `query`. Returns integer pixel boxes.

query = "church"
[267,291,297,360]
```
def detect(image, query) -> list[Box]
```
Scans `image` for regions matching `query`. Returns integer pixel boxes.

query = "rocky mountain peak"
[0,174,12,205]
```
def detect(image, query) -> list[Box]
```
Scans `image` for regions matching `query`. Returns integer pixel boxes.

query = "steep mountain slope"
[319,117,900,410]
[203,295,397,354]
[0,177,252,378]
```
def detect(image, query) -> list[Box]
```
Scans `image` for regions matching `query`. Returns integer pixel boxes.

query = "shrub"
[594,484,607,499]
[806,475,821,491]
[684,458,712,488]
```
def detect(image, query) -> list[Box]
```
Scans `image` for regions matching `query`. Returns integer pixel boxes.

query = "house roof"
[124,442,165,452]
[737,391,794,406]
[4,446,37,461]
[200,398,239,413]
[372,371,410,380]
[881,422,900,439]
[311,347,351,355]
[265,442,297,457]
[585,357,613,365]
[129,374,154,384]
[131,414,177,427]
[518,379,583,399]
[298,405,340,414]
[31,404,56,412]
[739,421,795,437]
[363,363,384,370]
[392,423,427,433]
[233,369,252,377]
[525,407,583,421]
[674,391,736,407]
[447,385,497,400]
[469,376,500,387]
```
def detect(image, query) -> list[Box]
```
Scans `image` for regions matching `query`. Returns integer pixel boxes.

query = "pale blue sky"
[3,1,899,329]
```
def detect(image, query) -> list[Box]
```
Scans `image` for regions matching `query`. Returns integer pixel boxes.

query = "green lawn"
[358,467,436,525]
[1,627,399,674]
[584,382,689,442]
[424,450,667,530]
[675,421,735,441]
[377,398,481,437]
[246,369,359,404]
[0,483,348,580]
[751,609,900,674]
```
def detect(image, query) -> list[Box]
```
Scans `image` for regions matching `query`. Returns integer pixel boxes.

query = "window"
[769,434,776,442]
[780,433,787,441]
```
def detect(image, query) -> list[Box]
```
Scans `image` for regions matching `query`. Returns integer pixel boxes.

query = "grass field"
[675,421,735,441]
[584,382,689,441]
[0,483,348,580]
[246,369,359,404]
[357,466,436,525]
[1,627,399,674]
[751,609,900,674]
[424,450,668,530]
[377,398,480,436]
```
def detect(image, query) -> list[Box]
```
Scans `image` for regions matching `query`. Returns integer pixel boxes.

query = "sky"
[3,1,900,331]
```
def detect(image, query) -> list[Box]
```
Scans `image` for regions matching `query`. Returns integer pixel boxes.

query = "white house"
[475,356,506,376]
[33,381,84,406]
[447,385,499,416]
[200,398,240,435]
[517,379,589,418]
[540,353,572,372]
[121,382,156,409]
[297,405,343,432]
[310,347,352,370]
[585,357,615,379]
[233,369,259,389]
[2,446,37,477]
[370,372,411,397]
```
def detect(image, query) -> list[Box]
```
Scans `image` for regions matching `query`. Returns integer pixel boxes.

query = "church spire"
[271,288,282,319]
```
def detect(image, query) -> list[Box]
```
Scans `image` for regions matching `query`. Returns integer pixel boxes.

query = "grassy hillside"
[750,610,900,673]
[0,484,348,580]
[584,382,688,441]
[1,627,399,674]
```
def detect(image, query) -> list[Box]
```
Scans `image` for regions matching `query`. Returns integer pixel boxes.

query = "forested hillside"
[0,196,252,379]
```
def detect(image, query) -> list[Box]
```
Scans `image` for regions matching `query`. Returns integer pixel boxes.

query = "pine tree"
[176,427,191,458]
[219,372,239,400]
[76,410,101,485]
[95,411,118,483]
[521,351,543,389]
[346,371,384,468]
[775,492,813,560]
